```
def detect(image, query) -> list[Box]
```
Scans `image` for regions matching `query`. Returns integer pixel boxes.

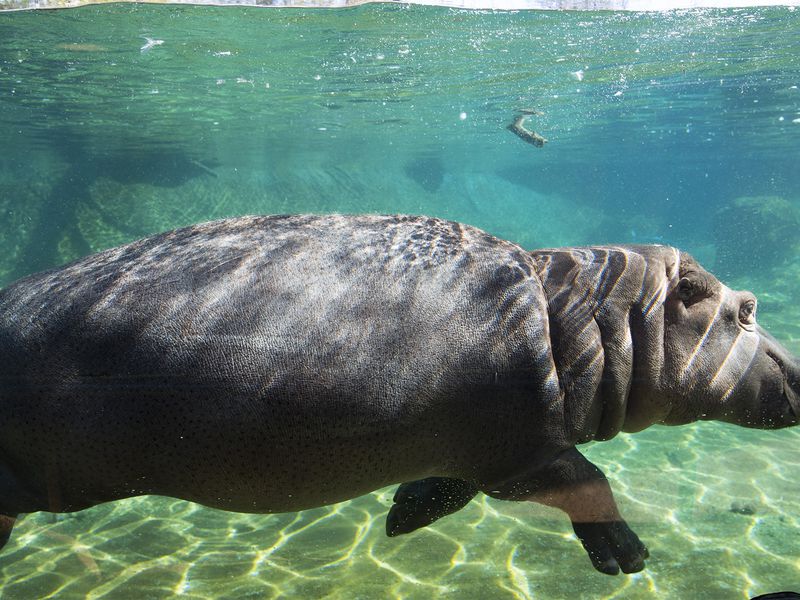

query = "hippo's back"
[0,215,556,514]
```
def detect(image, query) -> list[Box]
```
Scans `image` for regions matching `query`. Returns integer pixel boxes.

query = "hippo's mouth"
[767,349,800,421]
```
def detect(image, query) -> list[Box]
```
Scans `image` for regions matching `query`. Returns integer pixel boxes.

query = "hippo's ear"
[678,252,699,275]
[676,254,716,307]
[675,273,714,306]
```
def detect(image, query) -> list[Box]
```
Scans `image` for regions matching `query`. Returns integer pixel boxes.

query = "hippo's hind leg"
[386,477,478,537]
[484,448,648,575]
[0,459,40,552]
[0,514,15,551]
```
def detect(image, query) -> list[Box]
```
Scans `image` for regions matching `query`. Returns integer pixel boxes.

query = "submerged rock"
[729,501,757,516]
[404,156,445,193]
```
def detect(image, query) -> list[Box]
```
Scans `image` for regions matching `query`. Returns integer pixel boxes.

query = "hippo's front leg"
[386,477,479,537]
[485,448,648,575]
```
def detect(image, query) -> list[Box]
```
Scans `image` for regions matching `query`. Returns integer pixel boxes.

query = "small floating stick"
[507,113,547,148]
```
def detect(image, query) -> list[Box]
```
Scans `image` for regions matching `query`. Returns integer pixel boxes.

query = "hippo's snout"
[767,347,800,425]
[717,326,800,430]
[755,329,800,429]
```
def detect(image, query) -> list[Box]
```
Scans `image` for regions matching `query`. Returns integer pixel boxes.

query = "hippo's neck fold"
[530,245,680,443]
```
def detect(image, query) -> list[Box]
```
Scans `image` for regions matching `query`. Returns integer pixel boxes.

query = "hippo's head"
[659,252,800,430]
[530,245,800,441]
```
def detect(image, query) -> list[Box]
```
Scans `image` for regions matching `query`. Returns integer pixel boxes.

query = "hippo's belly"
[0,215,558,514]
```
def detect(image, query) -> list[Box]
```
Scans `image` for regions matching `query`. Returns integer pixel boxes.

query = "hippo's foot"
[572,521,648,575]
[483,447,648,575]
[386,477,478,537]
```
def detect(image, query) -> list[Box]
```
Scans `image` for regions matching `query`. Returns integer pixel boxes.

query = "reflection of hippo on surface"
[0,214,798,575]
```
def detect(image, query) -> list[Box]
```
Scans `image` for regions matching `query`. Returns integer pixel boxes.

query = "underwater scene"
[1,3,800,598]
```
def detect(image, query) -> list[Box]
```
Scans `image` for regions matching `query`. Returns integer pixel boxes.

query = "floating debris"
[140,37,164,53]
[507,113,547,148]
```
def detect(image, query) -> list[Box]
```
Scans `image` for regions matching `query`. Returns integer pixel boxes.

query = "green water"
[1,4,800,598]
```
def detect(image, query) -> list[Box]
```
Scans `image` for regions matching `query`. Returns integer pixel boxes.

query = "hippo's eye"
[739,300,757,325]
[677,277,695,302]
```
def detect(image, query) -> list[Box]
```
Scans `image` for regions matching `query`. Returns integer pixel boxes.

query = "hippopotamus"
[0,214,797,575]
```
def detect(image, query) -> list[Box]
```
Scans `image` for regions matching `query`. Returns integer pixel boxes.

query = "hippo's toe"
[572,521,649,575]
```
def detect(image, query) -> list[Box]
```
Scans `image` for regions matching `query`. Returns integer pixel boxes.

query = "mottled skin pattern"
[0,215,798,575]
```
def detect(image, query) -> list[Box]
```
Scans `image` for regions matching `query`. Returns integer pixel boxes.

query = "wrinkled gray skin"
[0,215,798,575]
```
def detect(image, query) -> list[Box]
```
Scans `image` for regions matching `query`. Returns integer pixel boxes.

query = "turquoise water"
[1,4,800,598]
